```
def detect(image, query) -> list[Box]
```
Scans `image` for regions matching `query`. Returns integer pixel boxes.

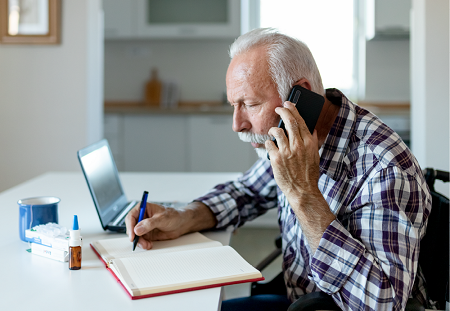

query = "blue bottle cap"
[73,215,79,231]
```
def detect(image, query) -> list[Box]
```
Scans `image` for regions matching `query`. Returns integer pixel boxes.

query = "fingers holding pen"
[135,235,153,250]
[126,202,187,250]
[126,200,154,242]
[125,202,141,242]
[134,215,157,236]
[133,215,172,249]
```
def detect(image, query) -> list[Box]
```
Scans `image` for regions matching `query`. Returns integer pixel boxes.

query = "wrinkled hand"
[125,201,217,250]
[125,202,186,250]
[265,101,321,201]
[265,101,335,253]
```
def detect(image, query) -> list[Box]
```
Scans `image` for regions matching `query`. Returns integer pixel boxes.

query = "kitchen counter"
[357,101,410,116]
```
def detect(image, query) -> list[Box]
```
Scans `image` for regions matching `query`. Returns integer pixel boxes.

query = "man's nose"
[232,107,251,132]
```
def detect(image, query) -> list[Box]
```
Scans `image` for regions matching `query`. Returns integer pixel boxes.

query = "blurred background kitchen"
[0,0,448,299]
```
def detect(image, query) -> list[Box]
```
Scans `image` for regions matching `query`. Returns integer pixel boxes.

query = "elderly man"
[126,28,431,310]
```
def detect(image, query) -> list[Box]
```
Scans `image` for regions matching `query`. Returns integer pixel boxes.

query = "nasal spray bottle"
[69,215,82,270]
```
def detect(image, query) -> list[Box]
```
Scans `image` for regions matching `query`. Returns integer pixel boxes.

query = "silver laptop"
[77,139,180,232]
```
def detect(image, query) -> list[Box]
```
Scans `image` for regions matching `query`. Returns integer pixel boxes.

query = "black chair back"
[420,168,449,309]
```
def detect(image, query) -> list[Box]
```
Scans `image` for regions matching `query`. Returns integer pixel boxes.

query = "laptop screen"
[78,139,129,229]
[80,145,123,211]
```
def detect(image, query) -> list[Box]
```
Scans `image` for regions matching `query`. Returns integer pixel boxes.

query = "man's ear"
[293,78,312,91]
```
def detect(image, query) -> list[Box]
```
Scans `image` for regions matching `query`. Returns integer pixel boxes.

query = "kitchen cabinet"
[104,113,258,173]
[136,0,240,39]
[188,115,257,172]
[366,0,411,40]
[103,0,240,39]
[103,0,135,39]
[122,114,189,172]
[104,112,296,228]
[104,112,276,227]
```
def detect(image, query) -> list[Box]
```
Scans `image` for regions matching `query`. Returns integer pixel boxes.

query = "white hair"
[229,28,324,101]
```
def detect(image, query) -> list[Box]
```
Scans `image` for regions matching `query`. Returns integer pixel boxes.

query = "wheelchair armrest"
[287,292,339,311]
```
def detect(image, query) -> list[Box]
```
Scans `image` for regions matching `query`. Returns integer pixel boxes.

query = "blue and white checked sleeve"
[194,159,278,230]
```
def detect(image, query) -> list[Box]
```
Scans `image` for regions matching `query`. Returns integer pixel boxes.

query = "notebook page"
[91,232,221,262]
[111,245,262,296]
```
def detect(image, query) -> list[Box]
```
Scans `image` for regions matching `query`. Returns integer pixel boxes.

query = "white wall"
[410,0,450,196]
[104,39,233,102]
[0,0,104,192]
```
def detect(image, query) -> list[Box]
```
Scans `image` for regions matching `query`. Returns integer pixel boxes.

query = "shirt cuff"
[194,192,239,230]
[310,219,365,294]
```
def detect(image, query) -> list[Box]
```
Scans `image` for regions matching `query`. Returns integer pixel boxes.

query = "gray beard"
[238,132,272,159]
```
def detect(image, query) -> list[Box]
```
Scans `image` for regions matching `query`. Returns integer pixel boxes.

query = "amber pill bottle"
[69,215,82,270]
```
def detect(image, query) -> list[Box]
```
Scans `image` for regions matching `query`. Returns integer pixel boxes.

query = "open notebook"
[90,232,264,299]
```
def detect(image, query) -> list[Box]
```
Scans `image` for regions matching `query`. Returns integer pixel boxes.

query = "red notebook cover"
[90,243,265,300]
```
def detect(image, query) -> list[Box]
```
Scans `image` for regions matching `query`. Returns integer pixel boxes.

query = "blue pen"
[132,191,149,251]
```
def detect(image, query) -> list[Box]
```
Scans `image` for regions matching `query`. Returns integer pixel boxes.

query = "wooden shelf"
[104,101,233,115]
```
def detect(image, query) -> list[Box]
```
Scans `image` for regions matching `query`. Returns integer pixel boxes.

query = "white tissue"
[33,223,67,237]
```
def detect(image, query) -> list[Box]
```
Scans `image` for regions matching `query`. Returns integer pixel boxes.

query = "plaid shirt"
[196,89,432,310]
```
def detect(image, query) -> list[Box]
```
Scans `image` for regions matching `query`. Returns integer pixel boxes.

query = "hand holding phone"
[268,85,324,159]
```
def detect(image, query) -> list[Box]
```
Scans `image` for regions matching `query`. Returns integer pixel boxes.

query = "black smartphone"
[268,85,325,159]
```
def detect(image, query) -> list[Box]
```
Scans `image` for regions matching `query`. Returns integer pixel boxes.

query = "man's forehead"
[227,53,271,89]
[228,47,268,74]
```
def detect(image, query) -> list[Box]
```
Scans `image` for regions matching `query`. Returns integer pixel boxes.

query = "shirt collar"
[318,88,357,181]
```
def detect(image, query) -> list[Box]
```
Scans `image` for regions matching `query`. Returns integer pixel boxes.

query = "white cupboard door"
[123,115,188,172]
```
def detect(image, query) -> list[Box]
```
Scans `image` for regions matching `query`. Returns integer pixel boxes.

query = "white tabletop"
[0,171,241,311]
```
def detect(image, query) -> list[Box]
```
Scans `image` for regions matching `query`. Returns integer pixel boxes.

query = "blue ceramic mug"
[18,196,60,242]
